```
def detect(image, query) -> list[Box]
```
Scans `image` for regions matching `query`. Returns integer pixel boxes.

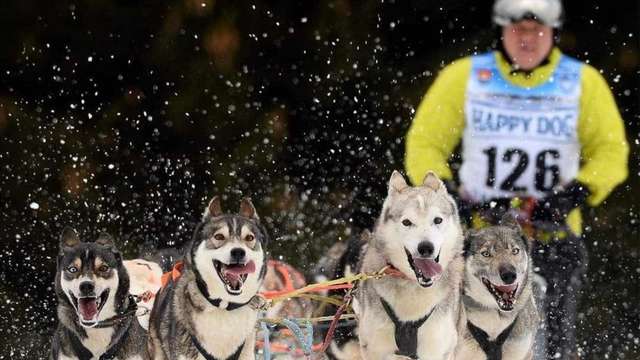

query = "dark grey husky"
[148,196,268,360]
[455,214,539,360]
[51,228,148,360]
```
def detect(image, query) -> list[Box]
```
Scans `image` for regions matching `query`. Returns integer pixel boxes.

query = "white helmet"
[493,0,563,28]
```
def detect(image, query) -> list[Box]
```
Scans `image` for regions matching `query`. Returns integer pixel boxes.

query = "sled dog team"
[52,171,538,360]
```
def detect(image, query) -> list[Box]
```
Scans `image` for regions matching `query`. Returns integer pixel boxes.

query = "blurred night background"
[0,0,638,358]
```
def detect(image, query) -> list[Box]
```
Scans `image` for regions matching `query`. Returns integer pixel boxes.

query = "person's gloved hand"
[444,180,473,225]
[532,181,591,224]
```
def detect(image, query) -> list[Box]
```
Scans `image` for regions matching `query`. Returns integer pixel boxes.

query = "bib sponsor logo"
[477,69,492,82]
[536,115,575,139]
[557,72,578,93]
[471,107,576,140]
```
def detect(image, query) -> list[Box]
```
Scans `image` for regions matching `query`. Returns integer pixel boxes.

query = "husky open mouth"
[404,248,442,288]
[482,278,518,311]
[213,260,256,295]
[70,289,110,327]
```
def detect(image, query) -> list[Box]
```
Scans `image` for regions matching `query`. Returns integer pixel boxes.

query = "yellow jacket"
[405,48,629,234]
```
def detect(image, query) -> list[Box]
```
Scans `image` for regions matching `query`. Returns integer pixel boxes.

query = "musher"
[404,0,629,358]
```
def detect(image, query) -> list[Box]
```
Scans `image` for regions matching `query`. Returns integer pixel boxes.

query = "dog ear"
[388,170,409,195]
[422,171,445,192]
[239,197,259,220]
[521,234,534,253]
[96,232,115,248]
[462,229,476,258]
[60,227,81,249]
[499,212,521,230]
[203,196,223,219]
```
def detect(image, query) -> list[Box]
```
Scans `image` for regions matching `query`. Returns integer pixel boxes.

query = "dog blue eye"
[67,266,78,273]
[434,217,443,225]
[512,248,520,255]
[401,219,413,227]
[481,251,491,258]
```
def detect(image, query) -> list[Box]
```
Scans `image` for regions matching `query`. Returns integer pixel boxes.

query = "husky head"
[375,171,463,288]
[463,214,532,312]
[187,196,268,304]
[55,228,129,328]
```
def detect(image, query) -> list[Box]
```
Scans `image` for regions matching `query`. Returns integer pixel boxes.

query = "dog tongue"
[495,283,517,293]
[78,298,98,321]
[223,260,256,282]
[413,258,442,278]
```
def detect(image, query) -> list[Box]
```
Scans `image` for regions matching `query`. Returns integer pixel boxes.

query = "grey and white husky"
[455,214,539,360]
[148,196,268,360]
[51,227,149,360]
[355,171,465,360]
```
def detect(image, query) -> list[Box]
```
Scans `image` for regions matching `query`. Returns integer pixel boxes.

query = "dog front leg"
[359,342,386,360]
[239,335,256,360]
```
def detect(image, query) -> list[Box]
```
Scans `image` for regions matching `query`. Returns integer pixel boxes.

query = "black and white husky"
[51,228,149,360]
[148,196,268,360]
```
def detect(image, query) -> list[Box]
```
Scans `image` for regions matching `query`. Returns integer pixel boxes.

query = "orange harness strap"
[261,260,303,299]
[382,265,409,279]
[160,260,185,289]
[158,261,404,299]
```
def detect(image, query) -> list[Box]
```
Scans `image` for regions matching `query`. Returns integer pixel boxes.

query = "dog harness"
[67,315,133,360]
[380,297,436,359]
[467,317,518,360]
[159,274,248,360]
[190,334,244,360]
[163,261,253,311]
[195,276,253,310]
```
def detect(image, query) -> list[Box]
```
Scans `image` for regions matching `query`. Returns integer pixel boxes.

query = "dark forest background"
[0,0,638,358]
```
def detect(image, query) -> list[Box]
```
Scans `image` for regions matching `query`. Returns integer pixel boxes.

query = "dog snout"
[230,248,246,263]
[499,265,517,284]
[79,281,95,296]
[417,241,435,258]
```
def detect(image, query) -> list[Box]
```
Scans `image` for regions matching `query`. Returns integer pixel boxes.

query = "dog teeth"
[214,260,250,294]
[416,273,433,287]
[482,278,518,310]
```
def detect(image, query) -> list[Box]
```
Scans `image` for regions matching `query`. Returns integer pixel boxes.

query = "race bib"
[459,52,582,202]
